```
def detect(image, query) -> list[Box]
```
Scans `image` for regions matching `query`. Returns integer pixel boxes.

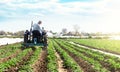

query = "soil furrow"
[56,42,96,72]
[5,50,33,72]
[55,50,67,72]
[32,48,47,72]
[0,50,21,64]
[69,42,120,71]
[73,47,112,71]
[61,46,95,72]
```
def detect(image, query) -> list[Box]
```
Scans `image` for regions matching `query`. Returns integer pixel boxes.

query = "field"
[68,39,120,54]
[0,38,120,72]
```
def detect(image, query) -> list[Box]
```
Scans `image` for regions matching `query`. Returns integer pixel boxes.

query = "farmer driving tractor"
[23,20,48,47]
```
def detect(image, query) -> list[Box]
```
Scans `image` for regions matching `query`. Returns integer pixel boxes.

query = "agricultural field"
[68,39,120,54]
[0,39,120,72]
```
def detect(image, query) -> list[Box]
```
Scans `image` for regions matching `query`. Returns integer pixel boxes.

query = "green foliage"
[69,39,120,54]
[58,39,120,71]
[1,39,120,72]
[18,47,42,71]
[53,40,83,72]
[56,39,109,72]
[47,40,58,72]
[0,48,32,71]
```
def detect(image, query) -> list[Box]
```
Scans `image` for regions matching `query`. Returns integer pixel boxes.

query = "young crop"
[56,39,109,72]
[69,39,120,54]
[0,44,21,58]
[53,40,83,72]
[105,59,120,71]
[47,40,58,72]
[63,39,120,71]
[0,48,32,72]
[18,47,42,71]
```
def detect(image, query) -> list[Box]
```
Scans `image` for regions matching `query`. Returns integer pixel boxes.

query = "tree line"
[0,30,24,38]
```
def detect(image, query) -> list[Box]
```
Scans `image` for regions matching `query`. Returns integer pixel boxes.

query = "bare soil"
[32,48,47,72]
[55,49,73,72]
[55,51,67,72]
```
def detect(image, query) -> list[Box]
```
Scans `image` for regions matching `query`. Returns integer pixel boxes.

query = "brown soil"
[55,49,73,72]
[32,48,47,72]
[54,40,96,72]
[61,46,96,72]
[71,44,120,72]
[5,50,33,72]
[0,50,21,63]
[55,51,67,72]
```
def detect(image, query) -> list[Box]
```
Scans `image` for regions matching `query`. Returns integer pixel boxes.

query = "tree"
[0,31,6,35]
[13,30,24,37]
[62,28,67,35]
[66,31,73,36]
[6,32,13,35]
[73,24,80,36]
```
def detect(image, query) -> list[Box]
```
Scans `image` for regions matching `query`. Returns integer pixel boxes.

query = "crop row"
[1,38,120,72]
[55,39,120,72]
[53,39,83,72]
[65,41,120,71]
[55,39,110,72]
[0,43,21,58]
[68,39,120,54]
[47,40,58,72]
[18,47,42,72]
[0,48,32,72]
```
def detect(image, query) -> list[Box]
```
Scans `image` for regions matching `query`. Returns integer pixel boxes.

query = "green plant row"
[55,39,109,72]
[0,49,20,59]
[0,43,21,49]
[65,39,120,60]
[18,47,42,72]
[0,43,21,58]
[53,40,83,72]
[0,48,32,72]
[69,39,120,54]
[63,40,120,71]
[47,40,58,72]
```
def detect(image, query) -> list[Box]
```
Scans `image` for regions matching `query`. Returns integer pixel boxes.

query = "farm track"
[32,48,47,72]
[55,50,68,72]
[5,50,33,72]
[57,43,96,72]
[0,50,21,64]
[70,42,120,58]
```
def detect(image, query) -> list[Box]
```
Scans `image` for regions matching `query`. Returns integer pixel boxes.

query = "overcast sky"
[0,0,120,33]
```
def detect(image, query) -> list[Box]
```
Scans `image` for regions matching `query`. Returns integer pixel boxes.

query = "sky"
[0,0,120,33]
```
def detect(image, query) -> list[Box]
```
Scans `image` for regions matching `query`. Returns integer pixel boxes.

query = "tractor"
[22,22,48,48]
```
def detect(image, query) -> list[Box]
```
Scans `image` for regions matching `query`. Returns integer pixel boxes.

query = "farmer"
[32,20,42,36]
[32,20,47,44]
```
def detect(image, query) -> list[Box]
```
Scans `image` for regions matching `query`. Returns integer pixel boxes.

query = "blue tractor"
[22,22,48,48]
